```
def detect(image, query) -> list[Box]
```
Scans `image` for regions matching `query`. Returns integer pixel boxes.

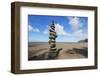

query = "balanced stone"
[48,20,62,59]
[49,36,55,39]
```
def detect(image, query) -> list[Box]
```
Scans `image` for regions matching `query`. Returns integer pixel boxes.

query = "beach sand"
[28,42,88,60]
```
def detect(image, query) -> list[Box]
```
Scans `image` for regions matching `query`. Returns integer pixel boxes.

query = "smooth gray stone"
[50,40,56,43]
[50,44,56,48]
[49,29,55,32]
[50,32,56,36]
[49,36,56,39]
[50,25,55,28]
[49,43,56,45]
[48,48,62,59]
[50,48,57,51]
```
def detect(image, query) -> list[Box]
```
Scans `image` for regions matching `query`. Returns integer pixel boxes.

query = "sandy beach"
[28,42,88,60]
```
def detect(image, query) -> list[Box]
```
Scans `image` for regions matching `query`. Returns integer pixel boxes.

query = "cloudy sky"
[28,15,88,42]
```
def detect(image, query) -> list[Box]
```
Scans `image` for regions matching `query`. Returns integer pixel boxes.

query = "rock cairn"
[29,20,62,60]
[48,20,62,59]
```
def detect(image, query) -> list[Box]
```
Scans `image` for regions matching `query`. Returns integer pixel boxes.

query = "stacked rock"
[48,20,58,59]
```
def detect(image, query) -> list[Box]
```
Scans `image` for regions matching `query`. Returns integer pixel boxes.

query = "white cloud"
[68,16,87,40]
[73,29,87,40]
[43,25,49,34]
[29,25,33,31]
[55,23,70,36]
[43,29,49,34]
[43,24,70,36]
[74,30,83,37]
[28,25,39,32]
[68,17,83,31]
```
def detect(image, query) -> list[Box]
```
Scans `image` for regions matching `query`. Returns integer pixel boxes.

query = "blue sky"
[28,15,88,42]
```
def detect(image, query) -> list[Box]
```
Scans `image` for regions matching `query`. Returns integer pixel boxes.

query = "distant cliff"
[78,39,88,43]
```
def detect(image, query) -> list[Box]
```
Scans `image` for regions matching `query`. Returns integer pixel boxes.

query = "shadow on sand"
[66,47,88,57]
[28,47,87,60]
[28,48,62,60]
